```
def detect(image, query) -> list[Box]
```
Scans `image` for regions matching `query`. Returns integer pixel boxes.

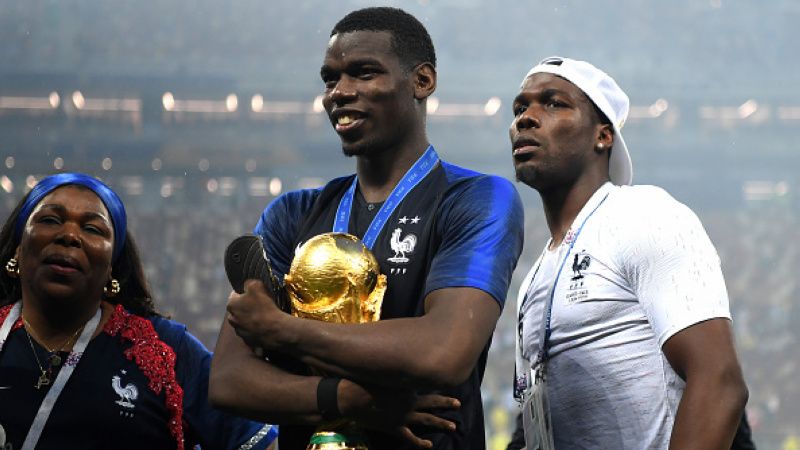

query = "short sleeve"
[254,189,320,277]
[153,318,278,450]
[424,175,525,308]
[617,188,731,347]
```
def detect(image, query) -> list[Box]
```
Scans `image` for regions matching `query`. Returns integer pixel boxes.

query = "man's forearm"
[668,374,748,449]
[273,314,459,388]
[267,288,500,389]
[210,320,324,424]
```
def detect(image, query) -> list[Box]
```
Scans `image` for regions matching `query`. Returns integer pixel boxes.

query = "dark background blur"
[1,0,798,447]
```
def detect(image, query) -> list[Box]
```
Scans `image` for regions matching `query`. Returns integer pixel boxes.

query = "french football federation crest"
[388,228,416,264]
[571,253,591,280]
[112,371,139,410]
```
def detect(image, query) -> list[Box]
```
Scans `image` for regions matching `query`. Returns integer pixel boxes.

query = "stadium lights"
[219,177,237,196]
[649,98,669,117]
[628,98,670,119]
[0,93,61,110]
[699,100,765,123]
[312,95,325,113]
[65,91,141,112]
[207,178,219,193]
[249,95,322,115]
[5,157,14,169]
[427,96,440,114]
[248,177,269,197]
[429,98,505,117]
[777,106,800,120]
[1,176,13,193]
[738,100,758,119]
[121,176,144,196]
[743,180,790,201]
[49,92,60,108]
[72,91,86,110]
[53,157,64,170]
[160,183,173,198]
[163,92,176,111]
[251,94,264,112]
[484,97,502,116]
[102,157,112,171]
[269,177,282,196]
[162,92,240,114]
[225,94,238,112]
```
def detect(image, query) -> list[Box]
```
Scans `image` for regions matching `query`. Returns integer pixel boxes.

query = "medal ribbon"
[513,190,610,400]
[0,301,102,450]
[534,193,608,366]
[333,145,439,250]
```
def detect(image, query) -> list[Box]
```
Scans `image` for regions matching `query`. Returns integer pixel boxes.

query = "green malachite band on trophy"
[308,431,369,449]
[310,432,349,444]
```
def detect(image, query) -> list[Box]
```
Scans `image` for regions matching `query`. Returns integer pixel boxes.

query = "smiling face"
[16,185,115,305]
[320,30,420,157]
[510,73,609,192]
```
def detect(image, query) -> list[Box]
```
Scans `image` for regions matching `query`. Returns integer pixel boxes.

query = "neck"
[540,175,609,249]
[21,296,101,347]
[355,137,430,203]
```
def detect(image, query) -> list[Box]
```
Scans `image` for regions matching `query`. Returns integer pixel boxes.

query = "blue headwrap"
[14,173,127,262]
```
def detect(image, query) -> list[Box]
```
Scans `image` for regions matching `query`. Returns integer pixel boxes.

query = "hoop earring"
[5,257,19,278]
[104,278,120,297]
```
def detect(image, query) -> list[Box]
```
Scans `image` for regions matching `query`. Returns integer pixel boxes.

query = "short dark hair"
[0,187,160,317]
[331,7,436,70]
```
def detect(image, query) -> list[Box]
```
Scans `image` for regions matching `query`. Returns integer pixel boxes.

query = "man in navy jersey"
[209,7,524,449]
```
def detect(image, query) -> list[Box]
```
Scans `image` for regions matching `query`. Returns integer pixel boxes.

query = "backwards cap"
[523,56,632,185]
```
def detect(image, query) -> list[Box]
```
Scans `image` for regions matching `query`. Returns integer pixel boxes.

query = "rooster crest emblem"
[112,373,139,409]
[571,253,591,280]
[388,228,417,264]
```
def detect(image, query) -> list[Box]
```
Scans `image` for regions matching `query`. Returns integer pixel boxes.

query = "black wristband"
[317,377,342,421]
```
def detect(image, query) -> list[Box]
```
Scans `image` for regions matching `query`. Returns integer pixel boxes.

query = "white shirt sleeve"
[616,186,731,347]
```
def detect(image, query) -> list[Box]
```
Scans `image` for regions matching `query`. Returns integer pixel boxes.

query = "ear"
[412,62,436,100]
[594,124,614,155]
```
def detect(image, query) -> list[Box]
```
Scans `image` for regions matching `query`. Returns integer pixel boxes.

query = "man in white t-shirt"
[510,56,748,449]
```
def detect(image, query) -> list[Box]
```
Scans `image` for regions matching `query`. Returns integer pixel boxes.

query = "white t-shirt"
[516,182,731,449]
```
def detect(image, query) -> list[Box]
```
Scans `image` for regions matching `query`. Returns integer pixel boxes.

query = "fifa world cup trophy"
[284,232,387,450]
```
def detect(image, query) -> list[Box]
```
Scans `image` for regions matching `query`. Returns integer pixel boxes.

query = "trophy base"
[307,431,369,450]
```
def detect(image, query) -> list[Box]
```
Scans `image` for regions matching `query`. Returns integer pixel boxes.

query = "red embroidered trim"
[104,304,185,450]
[0,303,23,332]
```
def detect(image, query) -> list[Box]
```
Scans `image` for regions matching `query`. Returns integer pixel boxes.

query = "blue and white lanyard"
[333,145,439,250]
[530,193,610,368]
[0,301,102,450]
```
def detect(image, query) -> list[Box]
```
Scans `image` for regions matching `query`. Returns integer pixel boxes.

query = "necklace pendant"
[49,353,62,367]
[36,371,51,389]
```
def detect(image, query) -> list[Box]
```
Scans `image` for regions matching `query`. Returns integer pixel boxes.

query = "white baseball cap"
[522,56,632,186]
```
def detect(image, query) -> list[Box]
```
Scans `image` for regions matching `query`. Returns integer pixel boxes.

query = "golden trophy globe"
[284,232,387,450]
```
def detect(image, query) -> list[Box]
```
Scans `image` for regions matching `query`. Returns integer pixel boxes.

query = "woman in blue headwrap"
[0,173,276,450]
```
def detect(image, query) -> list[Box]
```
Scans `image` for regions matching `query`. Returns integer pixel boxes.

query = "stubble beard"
[515,165,539,190]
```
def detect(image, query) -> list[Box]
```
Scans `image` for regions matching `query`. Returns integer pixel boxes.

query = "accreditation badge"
[522,364,555,450]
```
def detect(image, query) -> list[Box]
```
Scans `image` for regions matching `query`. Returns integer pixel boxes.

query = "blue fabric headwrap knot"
[14,173,127,262]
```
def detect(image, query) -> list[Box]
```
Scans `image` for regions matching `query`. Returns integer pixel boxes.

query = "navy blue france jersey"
[0,306,276,450]
[254,160,524,450]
